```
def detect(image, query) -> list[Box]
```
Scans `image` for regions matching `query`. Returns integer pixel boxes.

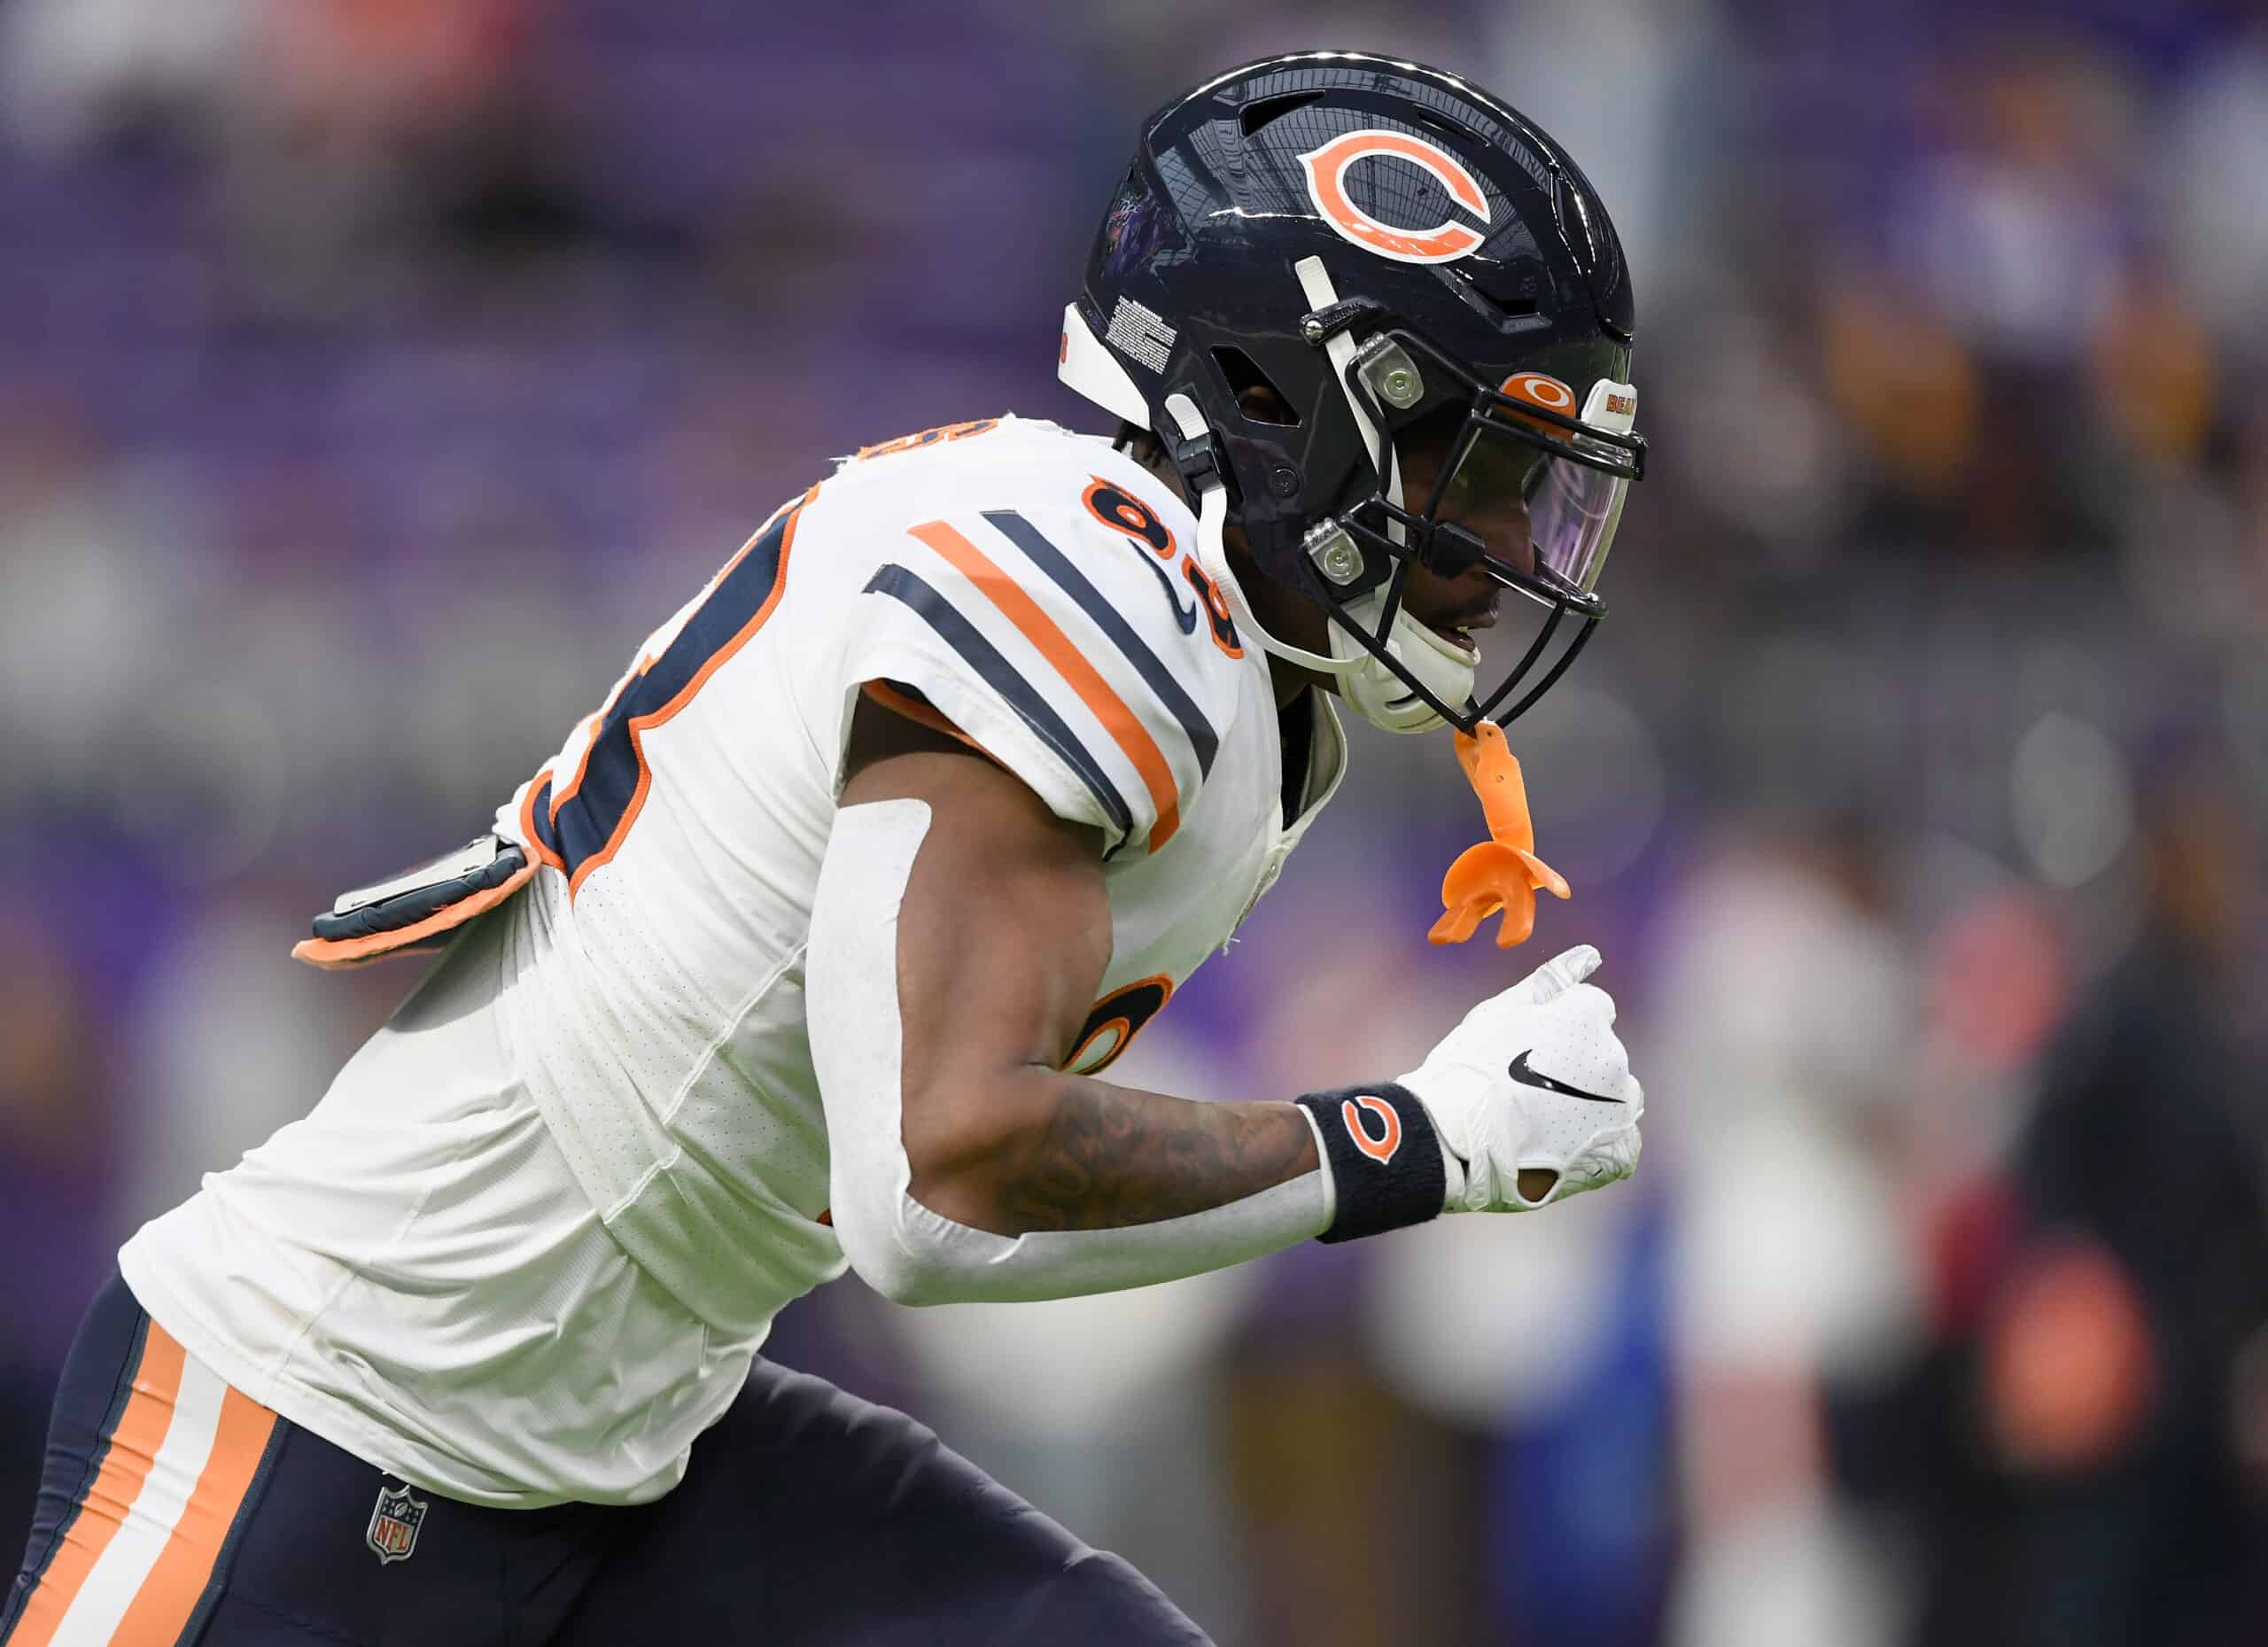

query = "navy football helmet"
[1059,52,1644,734]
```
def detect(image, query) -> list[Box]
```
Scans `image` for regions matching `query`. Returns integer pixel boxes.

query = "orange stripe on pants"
[8,1327,185,1647]
[908,520,1184,848]
[109,1387,276,1644]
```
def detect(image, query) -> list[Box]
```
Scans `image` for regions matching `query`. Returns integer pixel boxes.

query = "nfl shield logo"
[366,1481,427,1565]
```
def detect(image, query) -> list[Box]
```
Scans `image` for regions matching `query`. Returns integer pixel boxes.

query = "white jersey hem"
[115,1245,613,1511]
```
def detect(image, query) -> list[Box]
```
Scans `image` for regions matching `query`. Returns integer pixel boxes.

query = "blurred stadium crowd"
[1,1,2263,1643]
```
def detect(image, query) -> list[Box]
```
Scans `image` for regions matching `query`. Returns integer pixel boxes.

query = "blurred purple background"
[2,3,2264,1643]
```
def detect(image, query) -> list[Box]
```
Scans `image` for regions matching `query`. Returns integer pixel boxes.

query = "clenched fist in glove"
[1401,945,1643,1212]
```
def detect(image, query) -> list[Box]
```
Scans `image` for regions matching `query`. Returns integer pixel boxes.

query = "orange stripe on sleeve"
[555,494,801,816]
[518,765,565,874]
[110,1387,277,1646]
[543,707,614,827]
[906,521,1184,849]
[9,1326,187,1647]
[859,680,1004,763]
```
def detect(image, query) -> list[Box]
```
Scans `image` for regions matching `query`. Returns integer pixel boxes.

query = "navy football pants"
[3,1276,1211,1646]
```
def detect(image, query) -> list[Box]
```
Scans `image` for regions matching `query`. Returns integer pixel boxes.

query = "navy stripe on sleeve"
[980,510,1221,778]
[863,563,1136,842]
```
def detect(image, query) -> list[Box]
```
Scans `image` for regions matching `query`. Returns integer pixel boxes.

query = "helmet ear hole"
[1210,346,1301,426]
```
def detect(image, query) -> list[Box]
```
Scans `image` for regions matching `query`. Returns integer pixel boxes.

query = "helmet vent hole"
[1462,267,1542,325]
[1237,91,1326,138]
[1212,346,1301,426]
[1404,106,1485,148]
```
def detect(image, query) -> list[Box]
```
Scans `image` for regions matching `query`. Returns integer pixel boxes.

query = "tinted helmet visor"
[1436,421,1628,597]
[1309,322,1645,731]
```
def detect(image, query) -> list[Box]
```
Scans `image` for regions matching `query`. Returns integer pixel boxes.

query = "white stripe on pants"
[49,1355,228,1647]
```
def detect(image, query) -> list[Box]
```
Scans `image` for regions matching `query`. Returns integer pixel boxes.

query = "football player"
[5,52,1645,1647]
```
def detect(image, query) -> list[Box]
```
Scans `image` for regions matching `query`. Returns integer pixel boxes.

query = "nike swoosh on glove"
[1398,944,1644,1213]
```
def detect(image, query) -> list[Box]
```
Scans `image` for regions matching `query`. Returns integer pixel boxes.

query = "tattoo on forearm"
[993,1080,1318,1232]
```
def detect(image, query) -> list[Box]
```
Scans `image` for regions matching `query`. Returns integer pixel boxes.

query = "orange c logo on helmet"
[1298,128,1491,266]
[1340,1094,1403,1163]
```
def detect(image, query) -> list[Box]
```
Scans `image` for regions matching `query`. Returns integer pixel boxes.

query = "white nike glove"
[1399,944,1643,1213]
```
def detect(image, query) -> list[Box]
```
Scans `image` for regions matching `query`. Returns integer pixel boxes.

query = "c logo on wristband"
[1340,1094,1403,1164]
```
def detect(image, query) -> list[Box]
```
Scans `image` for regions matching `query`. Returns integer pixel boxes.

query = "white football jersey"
[120,416,1347,1507]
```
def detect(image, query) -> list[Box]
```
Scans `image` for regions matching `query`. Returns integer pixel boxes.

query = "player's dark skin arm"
[834,399,1521,1236]
[837,695,1320,1237]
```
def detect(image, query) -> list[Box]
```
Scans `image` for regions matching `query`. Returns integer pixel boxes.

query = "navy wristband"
[1293,1084,1447,1243]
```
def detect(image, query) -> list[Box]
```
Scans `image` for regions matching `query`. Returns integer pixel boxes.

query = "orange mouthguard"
[1428,720,1569,949]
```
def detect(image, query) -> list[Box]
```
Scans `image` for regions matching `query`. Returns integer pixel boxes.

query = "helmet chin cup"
[1302,515,1467,734]
[1332,589,1475,735]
